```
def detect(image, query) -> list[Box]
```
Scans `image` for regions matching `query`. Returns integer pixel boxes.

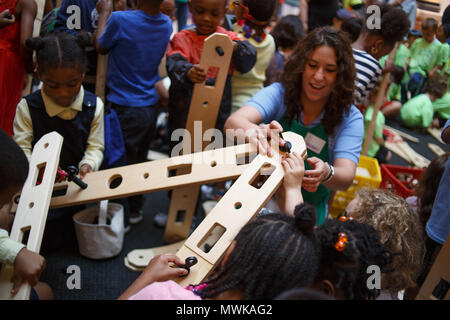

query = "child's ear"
[319,280,336,298]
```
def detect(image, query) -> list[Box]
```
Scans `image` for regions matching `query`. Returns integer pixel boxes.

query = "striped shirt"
[353,49,382,106]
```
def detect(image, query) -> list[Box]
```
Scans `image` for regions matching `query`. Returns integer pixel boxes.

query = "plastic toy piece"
[174,131,307,287]
[164,33,234,243]
[0,132,63,300]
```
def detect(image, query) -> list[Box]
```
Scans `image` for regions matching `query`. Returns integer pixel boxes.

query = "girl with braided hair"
[119,202,319,300]
[12,32,105,253]
[313,217,393,300]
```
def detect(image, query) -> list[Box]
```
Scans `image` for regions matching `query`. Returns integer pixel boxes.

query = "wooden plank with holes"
[427,127,445,145]
[49,143,257,208]
[384,128,430,167]
[175,131,307,287]
[384,125,420,143]
[125,241,185,271]
[416,235,450,300]
[428,143,446,157]
[164,33,234,243]
[0,132,63,300]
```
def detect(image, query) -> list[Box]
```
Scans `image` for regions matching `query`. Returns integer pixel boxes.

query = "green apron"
[280,116,330,225]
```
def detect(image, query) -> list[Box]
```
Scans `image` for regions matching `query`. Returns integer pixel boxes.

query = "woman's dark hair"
[362,3,410,46]
[341,17,363,43]
[271,15,305,50]
[197,203,319,300]
[25,31,91,73]
[242,0,277,23]
[280,26,355,135]
[0,129,29,195]
[315,218,393,300]
[416,153,450,228]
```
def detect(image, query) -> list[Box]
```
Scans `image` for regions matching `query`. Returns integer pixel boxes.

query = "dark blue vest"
[25,90,96,171]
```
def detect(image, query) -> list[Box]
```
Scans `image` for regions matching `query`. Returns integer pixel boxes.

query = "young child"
[95,0,172,224]
[264,14,305,87]
[13,32,105,253]
[340,16,363,43]
[118,202,319,300]
[166,0,256,152]
[400,73,448,129]
[362,84,392,164]
[0,0,36,136]
[0,128,52,300]
[344,188,424,300]
[406,18,445,97]
[351,3,410,109]
[230,0,276,113]
[313,215,394,300]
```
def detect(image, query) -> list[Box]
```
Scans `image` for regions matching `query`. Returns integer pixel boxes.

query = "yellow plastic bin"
[329,155,382,218]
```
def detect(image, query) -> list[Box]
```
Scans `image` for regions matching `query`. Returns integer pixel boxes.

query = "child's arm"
[94,0,113,55]
[230,39,257,75]
[17,0,37,73]
[118,254,188,300]
[0,228,46,295]
[276,152,305,216]
[12,100,34,162]
[79,98,105,179]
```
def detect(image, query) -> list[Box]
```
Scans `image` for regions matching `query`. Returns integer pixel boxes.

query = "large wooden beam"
[0,132,63,300]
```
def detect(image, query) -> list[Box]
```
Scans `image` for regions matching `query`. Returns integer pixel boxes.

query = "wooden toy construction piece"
[427,127,444,145]
[126,241,185,270]
[0,132,63,300]
[384,125,419,143]
[49,142,257,209]
[384,128,430,168]
[416,235,450,300]
[174,131,307,287]
[164,32,234,244]
[428,143,446,157]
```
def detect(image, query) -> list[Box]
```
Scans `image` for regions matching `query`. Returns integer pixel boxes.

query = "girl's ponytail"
[293,203,316,237]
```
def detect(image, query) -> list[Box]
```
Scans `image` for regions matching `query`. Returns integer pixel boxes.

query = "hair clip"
[338,215,354,222]
[334,232,348,252]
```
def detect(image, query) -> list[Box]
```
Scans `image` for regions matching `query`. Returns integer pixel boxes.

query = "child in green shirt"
[406,18,444,97]
[401,73,448,129]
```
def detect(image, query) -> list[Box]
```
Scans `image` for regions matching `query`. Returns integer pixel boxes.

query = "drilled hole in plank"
[52,184,68,198]
[234,202,242,210]
[205,66,220,87]
[197,223,226,254]
[210,160,217,167]
[34,162,47,186]
[176,210,186,223]
[249,162,276,189]
[168,163,192,178]
[143,173,149,179]
[109,175,123,189]
[21,226,31,246]
[236,151,257,166]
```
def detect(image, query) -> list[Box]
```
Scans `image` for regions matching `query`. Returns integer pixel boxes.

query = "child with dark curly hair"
[352,3,410,108]
[119,203,319,300]
[344,188,424,299]
[225,26,363,225]
[313,214,393,300]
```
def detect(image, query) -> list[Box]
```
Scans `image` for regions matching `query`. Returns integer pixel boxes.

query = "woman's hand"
[247,120,285,157]
[302,157,330,192]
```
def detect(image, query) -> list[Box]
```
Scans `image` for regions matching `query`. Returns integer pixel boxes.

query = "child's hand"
[282,152,305,190]
[141,254,188,284]
[11,249,46,295]
[247,120,284,157]
[96,0,113,15]
[187,65,206,83]
[0,9,15,28]
[79,164,92,180]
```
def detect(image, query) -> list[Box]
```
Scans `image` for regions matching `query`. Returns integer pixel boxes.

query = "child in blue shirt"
[95,0,172,223]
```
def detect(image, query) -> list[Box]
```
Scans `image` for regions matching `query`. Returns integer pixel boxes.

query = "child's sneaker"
[129,210,144,224]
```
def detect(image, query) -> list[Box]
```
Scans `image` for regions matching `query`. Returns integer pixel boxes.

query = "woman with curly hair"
[344,188,424,299]
[224,26,363,225]
[352,3,410,108]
